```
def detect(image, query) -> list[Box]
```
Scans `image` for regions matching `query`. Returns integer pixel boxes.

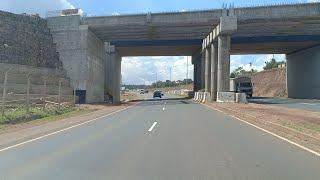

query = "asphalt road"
[249,97,320,112]
[141,92,182,100]
[0,99,319,180]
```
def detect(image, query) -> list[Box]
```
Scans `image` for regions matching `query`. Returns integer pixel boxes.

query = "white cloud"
[230,54,286,72]
[111,12,120,16]
[0,0,77,16]
[121,56,193,85]
[122,54,287,84]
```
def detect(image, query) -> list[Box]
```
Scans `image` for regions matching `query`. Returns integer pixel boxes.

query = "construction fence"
[0,70,77,124]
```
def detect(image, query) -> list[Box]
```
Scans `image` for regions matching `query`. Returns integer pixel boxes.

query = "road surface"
[249,97,320,112]
[0,99,319,180]
[141,92,182,100]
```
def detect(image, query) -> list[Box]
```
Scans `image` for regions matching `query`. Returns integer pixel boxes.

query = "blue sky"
[0,0,315,85]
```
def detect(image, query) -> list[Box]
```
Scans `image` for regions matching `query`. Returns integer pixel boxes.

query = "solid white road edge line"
[300,103,316,106]
[148,122,158,132]
[0,102,140,153]
[202,103,320,157]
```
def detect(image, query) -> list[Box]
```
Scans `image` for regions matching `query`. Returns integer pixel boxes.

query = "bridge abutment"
[47,16,105,103]
[287,46,320,99]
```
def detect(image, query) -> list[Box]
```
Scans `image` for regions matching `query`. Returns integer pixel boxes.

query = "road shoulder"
[203,102,320,156]
[0,102,137,150]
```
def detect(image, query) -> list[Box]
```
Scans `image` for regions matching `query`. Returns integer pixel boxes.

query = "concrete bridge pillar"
[193,62,199,91]
[204,47,211,93]
[192,51,202,91]
[217,35,231,92]
[200,53,206,90]
[201,7,236,97]
[210,42,218,101]
[105,44,121,103]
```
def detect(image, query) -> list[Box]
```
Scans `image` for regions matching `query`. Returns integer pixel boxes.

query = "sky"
[0,0,316,85]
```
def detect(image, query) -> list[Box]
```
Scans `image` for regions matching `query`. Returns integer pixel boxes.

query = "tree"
[263,58,286,70]
[230,66,257,78]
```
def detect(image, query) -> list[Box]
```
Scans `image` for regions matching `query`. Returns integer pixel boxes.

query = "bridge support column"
[192,52,201,92]
[105,44,121,103]
[201,6,236,98]
[200,53,205,90]
[204,47,211,93]
[217,35,231,92]
[210,43,218,101]
[193,62,199,92]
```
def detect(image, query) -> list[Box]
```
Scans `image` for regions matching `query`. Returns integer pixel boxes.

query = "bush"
[0,105,75,125]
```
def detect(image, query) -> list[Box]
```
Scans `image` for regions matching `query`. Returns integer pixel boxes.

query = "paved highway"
[142,92,182,100]
[0,99,319,180]
[249,97,320,112]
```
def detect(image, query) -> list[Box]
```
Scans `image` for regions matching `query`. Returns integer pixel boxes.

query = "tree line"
[231,57,286,78]
[123,79,193,90]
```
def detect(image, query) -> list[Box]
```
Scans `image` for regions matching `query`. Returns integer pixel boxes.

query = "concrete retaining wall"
[0,10,62,69]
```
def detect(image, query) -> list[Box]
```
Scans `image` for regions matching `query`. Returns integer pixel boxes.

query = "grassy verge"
[0,105,95,128]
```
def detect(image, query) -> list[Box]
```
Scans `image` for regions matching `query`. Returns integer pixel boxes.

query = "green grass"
[29,108,94,123]
[0,105,93,125]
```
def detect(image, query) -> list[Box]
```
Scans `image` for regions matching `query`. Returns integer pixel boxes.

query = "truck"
[230,77,253,98]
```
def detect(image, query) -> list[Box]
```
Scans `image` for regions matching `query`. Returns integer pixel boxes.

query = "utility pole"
[1,68,12,116]
[169,67,172,88]
[155,72,158,89]
[186,57,189,86]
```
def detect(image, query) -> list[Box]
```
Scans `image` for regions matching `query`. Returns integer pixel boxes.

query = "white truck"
[230,77,253,98]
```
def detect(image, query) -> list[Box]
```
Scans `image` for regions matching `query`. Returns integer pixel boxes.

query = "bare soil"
[205,102,320,154]
[251,68,287,97]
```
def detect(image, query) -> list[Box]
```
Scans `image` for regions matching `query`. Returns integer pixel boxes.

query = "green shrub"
[0,105,75,125]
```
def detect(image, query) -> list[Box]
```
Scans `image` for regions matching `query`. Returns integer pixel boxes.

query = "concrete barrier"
[217,92,235,102]
[199,92,204,103]
[197,92,202,102]
[202,92,210,103]
[195,92,200,101]
[193,92,198,101]
[236,93,248,103]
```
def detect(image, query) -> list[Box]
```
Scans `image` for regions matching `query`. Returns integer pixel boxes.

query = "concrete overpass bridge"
[47,2,320,103]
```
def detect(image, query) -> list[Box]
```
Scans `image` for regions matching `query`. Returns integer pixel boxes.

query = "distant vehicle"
[144,90,149,93]
[153,91,162,98]
[230,77,253,98]
[155,90,164,96]
[160,91,164,96]
[140,89,145,94]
